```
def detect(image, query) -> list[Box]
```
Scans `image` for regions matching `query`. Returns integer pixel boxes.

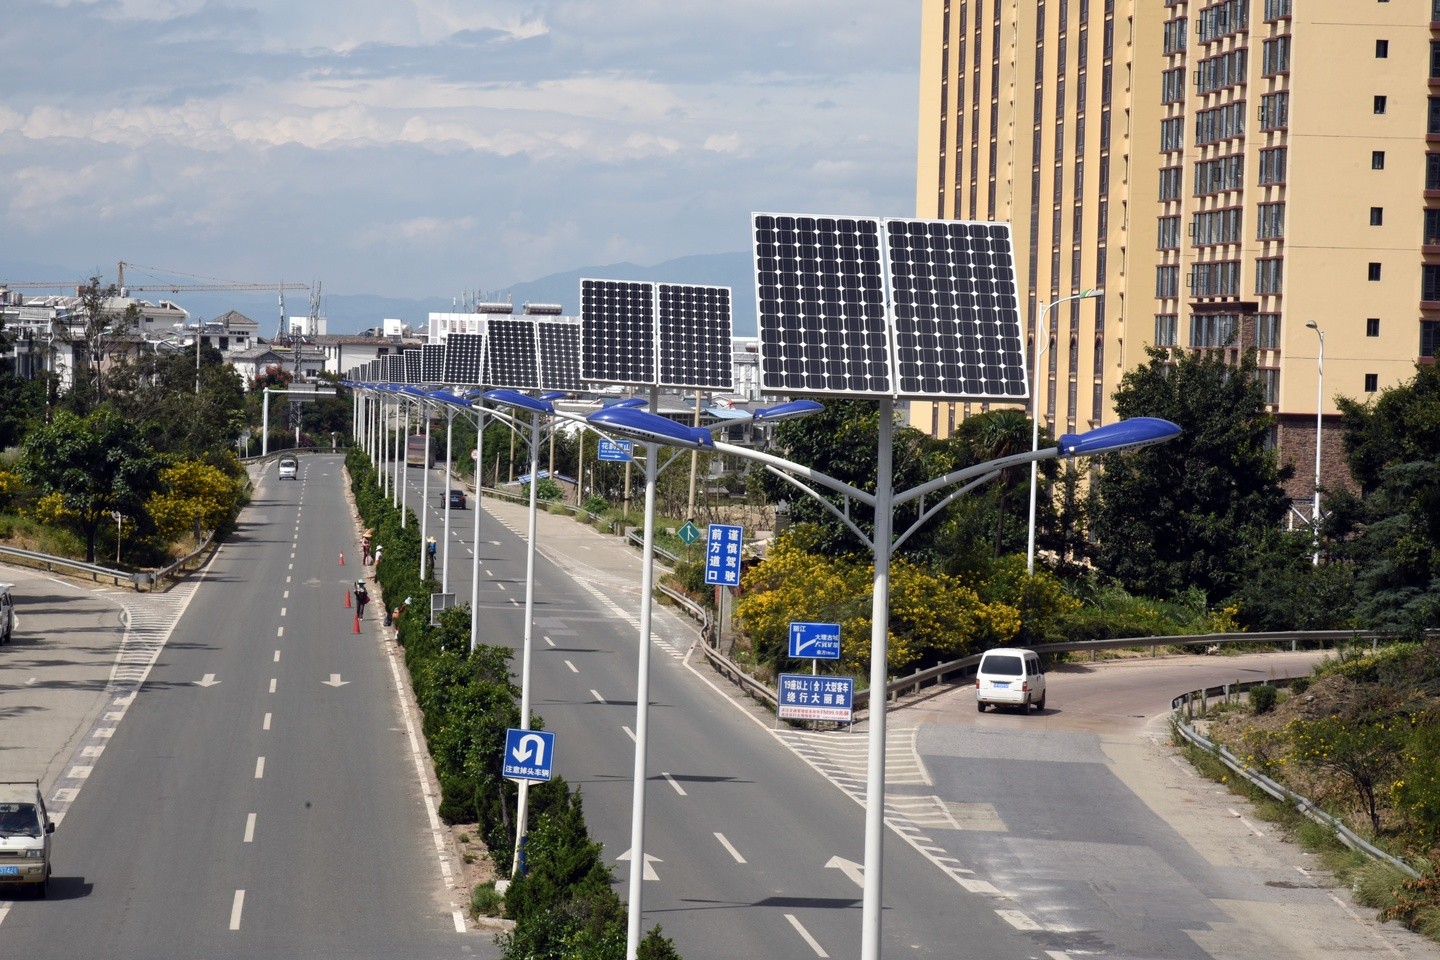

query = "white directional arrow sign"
[321,674,350,687]
[825,855,864,889]
[194,674,222,688]
[617,849,663,881]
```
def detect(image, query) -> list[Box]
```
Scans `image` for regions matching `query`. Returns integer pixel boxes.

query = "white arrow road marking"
[194,674,221,687]
[785,914,829,957]
[616,849,662,881]
[322,674,350,687]
[825,855,864,888]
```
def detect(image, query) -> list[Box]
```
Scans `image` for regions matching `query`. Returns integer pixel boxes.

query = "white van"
[0,583,13,644]
[278,456,299,480]
[975,647,1046,712]
[0,781,54,897]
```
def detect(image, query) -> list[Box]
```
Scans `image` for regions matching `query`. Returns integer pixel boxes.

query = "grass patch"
[470,880,504,918]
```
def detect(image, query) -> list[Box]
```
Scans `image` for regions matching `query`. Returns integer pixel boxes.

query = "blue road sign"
[502,728,556,782]
[704,523,744,586]
[598,438,634,462]
[777,674,854,722]
[789,621,842,660]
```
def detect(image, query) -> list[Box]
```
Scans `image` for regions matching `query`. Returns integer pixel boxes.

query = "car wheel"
[976,701,986,713]
[1035,693,1047,711]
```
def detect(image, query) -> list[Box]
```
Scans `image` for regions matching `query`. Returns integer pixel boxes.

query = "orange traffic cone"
[353,615,361,634]
[339,551,346,566]
[345,591,351,608]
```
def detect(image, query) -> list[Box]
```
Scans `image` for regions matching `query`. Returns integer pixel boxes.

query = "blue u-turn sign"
[503,729,556,782]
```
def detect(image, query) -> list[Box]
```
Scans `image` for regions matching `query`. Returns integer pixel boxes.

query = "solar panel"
[486,317,539,389]
[580,278,655,385]
[443,332,485,385]
[658,284,734,390]
[386,354,407,384]
[403,348,423,385]
[538,318,583,392]
[886,218,1027,401]
[422,343,445,383]
[752,212,891,396]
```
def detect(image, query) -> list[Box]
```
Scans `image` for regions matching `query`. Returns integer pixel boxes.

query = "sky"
[1,1,923,302]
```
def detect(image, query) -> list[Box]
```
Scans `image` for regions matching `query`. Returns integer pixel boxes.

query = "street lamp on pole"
[1027,288,1100,574]
[1306,321,1325,565]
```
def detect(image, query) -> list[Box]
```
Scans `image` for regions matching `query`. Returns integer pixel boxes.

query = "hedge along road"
[0,454,490,960]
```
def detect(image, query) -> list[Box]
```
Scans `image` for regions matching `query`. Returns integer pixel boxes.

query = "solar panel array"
[886,218,1025,399]
[751,212,1027,401]
[580,279,654,386]
[443,333,485,385]
[657,284,734,390]
[538,319,583,392]
[384,354,406,384]
[403,348,422,385]
[422,343,445,383]
[486,317,539,389]
[580,278,733,390]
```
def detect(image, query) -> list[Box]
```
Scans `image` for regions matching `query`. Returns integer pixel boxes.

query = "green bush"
[582,494,609,515]
[1249,684,1278,715]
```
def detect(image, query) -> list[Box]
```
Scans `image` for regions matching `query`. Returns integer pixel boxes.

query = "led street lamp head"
[1057,417,1181,457]
[483,389,554,414]
[587,406,714,450]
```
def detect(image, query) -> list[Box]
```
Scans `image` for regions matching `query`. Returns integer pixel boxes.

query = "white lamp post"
[1027,289,1099,574]
[1305,321,1325,565]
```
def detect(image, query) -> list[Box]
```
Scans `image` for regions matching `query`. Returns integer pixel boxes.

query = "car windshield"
[0,802,41,837]
[984,655,1023,677]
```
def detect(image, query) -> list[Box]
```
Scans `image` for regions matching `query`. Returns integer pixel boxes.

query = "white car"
[278,456,299,480]
[975,647,1047,712]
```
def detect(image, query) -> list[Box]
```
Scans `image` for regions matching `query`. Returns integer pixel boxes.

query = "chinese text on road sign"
[777,674,854,722]
[704,524,744,587]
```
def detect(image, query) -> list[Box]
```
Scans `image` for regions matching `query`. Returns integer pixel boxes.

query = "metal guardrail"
[0,544,146,590]
[1170,679,1422,880]
[699,642,778,710]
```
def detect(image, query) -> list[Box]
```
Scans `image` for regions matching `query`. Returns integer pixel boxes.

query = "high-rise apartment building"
[913,0,1440,507]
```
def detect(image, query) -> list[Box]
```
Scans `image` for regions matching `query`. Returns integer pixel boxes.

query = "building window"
[1376,39,1389,58]
[1428,154,1440,190]
[1368,262,1383,281]
[1196,49,1247,94]
[1193,207,1244,245]
[1256,257,1284,294]
[1257,202,1285,239]
[1425,209,1440,244]
[1159,166,1183,200]
[1432,41,1440,78]
[1365,373,1379,392]
[1263,37,1291,75]
[1366,317,1381,337]
[1430,98,1440,135]
[1162,67,1186,103]
[1258,368,1280,405]
[1196,101,1247,144]
[1422,320,1440,356]
[1259,147,1288,184]
[1191,313,1238,347]
[1373,150,1386,170]
[1265,0,1291,19]
[1161,117,1184,152]
[1194,154,1245,194]
[1198,0,1248,42]
[1163,17,1187,54]
[1158,215,1181,249]
[1370,207,1384,226]
[1191,260,1241,296]
[1375,95,1388,115]
[1424,264,1440,301]
[1255,313,1280,348]
[1157,265,1180,298]
[1260,93,1289,130]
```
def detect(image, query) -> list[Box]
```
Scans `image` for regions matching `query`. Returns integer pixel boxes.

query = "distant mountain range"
[0,252,759,337]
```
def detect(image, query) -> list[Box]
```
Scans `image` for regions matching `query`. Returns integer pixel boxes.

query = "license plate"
[992,681,1009,689]
[0,866,19,876]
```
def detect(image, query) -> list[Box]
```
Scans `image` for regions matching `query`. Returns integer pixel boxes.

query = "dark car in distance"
[448,490,466,509]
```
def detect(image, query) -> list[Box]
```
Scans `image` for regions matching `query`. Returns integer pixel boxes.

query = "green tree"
[1329,363,1440,634]
[1090,347,1290,601]
[19,407,161,562]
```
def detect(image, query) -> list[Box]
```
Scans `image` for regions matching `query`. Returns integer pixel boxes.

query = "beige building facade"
[913,0,1440,507]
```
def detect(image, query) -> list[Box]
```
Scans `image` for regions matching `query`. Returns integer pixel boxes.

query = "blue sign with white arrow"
[598,438,633,462]
[789,621,841,660]
[502,728,556,782]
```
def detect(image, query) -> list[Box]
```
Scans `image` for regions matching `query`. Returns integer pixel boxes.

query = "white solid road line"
[229,889,245,930]
[714,832,747,863]
[784,914,829,958]
[244,813,257,843]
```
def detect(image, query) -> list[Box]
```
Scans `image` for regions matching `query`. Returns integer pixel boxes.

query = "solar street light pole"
[624,431,660,960]
[510,406,545,878]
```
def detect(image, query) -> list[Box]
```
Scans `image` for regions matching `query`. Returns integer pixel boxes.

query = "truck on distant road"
[406,434,433,468]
